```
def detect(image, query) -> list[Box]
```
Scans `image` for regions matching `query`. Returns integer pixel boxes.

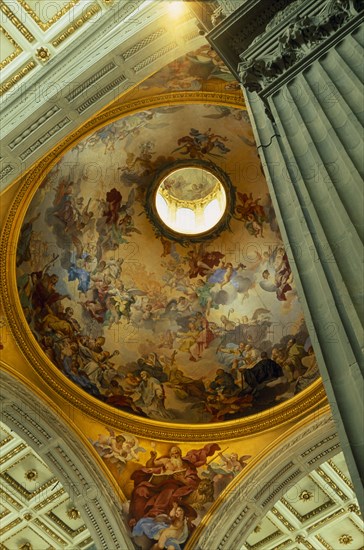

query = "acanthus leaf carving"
[238,0,363,93]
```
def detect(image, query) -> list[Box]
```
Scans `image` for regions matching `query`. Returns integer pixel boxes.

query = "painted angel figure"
[91,429,145,471]
[203,451,251,497]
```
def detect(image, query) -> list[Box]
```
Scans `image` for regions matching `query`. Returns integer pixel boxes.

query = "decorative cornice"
[238,0,364,93]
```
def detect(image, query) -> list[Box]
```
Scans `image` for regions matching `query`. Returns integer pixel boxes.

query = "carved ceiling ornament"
[24,469,38,482]
[35,47,51,63]
[238,0,364,93]
[0,370,132,550]
[299,489,314,501]
[67,506,81,520]
[338,534,353,544]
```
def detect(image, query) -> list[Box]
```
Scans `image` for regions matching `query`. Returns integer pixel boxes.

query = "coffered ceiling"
[243,452,364,550]
[0,0,207,190]
[0,420,95,549]
[0,0,104,87]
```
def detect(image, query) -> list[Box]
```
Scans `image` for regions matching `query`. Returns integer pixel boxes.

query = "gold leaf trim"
[18,0,79,31]
[0,60,36,96]
[52,4,101,47]
[46,511,86,537]
[33,518,68,544]
[0,472,57,500]
[33,488,65,511]
[0,443,26,465]
[308,507,345,532]
[0,2,35,42]
[328,459,354,490]
[0,26,22,70]
[0,517,22,535]
[0,488,22,510]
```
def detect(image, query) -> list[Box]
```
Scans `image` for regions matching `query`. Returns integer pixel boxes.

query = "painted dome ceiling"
[15,63,319,426]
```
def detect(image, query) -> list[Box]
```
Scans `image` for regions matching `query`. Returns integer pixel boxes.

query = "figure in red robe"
[128,443,220,526]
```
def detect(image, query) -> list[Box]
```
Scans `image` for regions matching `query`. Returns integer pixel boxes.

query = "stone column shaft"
[243,21,364,508]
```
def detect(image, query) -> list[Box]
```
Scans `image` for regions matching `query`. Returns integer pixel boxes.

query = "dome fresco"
[16,103,319,424]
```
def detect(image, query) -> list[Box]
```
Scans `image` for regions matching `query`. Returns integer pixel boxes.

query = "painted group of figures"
[16,242,318,422]
[91,434,251,550]
[16,106,320,423]
[16,167,317,421]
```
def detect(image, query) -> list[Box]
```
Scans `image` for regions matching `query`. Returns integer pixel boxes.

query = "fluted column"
[209,0,364,509]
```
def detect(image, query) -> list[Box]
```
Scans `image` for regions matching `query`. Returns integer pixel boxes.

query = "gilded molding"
[0,471,57,500]
[18,0,79,31]
[33,517,67,544]
[33,488,65,511]
[281,496,334,521]
[271,506,295,531]
[315,467,349,500]
[0,60,36,96]
[315,534,333,550]
[0,26,22,70]
[46,511,86,537]
[0,90,328,442]
[297,538,315,550]
[245,530,281,549]
[0,488,22,510]
[0,2,34,42]
[0,517,22,535]
[51,4,101,46]
[0,435,13,449]
[0,443,26,465]
[328,459,354,489]
[0,507,10,520]
[349,517,364,533]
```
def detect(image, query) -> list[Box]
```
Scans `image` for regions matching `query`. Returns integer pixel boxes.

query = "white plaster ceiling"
[0,420,95,550]
[0,0,207,190]
[243,452,364,550]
